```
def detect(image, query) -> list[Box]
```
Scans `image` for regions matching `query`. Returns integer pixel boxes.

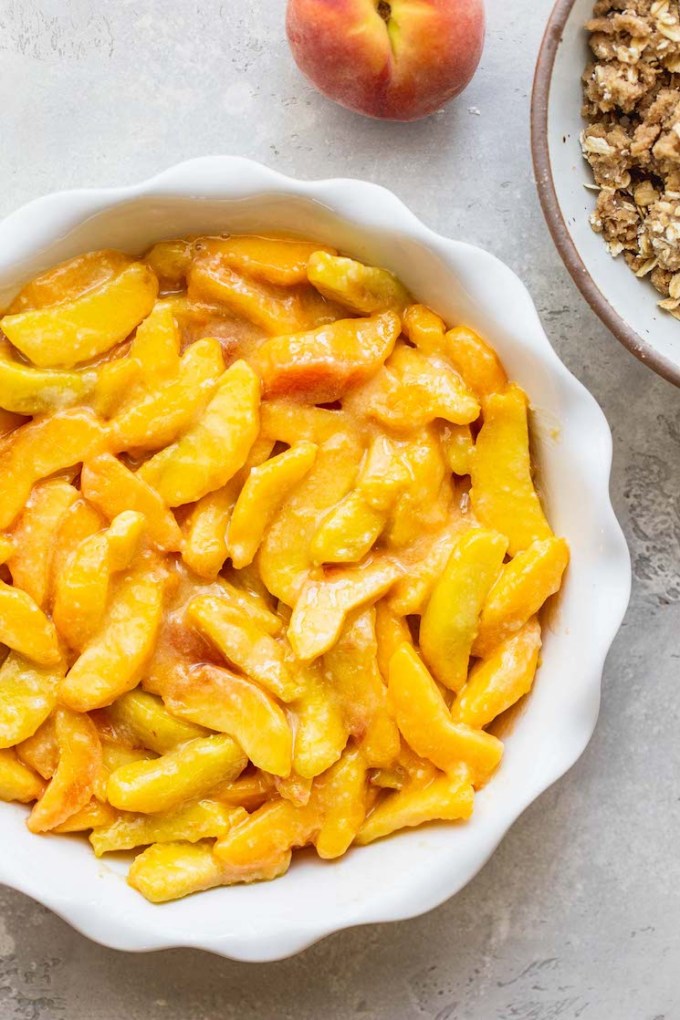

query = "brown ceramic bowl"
[531,0,680,387]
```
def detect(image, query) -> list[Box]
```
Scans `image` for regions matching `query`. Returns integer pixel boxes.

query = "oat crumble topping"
[581,0,680,314]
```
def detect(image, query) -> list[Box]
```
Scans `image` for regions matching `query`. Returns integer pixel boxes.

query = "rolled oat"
[582,0,680,310]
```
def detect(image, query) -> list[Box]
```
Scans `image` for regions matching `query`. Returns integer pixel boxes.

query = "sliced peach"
[291,661,348,778]
[419,528,508,692]
[27,707,102,832]
[324,609,399,768]
[258,430,364,605]
[0,341,97,414]
[441,423,474,476]
[313,747,369,858]
[189,252,338,334]
[470,385,553,556]
[0,409,106,529]
[201,235,336,287]
[128,840,291,902]
[388,643,503,784]
[53,511,146,651]
[7,249,132,313]
[213,798,317,866]
[349,344,480,431]
[288,556,403,662]
[473,537,569,657]
[144,239,194,291]
[186,595,299,702]
[106,689,208,754]
[138,359,260,507]
[228,441,317,569]
[452,618,542,729]
[107,732,246,814]
[181,482,238,579]
[52,799,117,834]
[375,600,412,681]
[0,580,61,665]
[356,765,474,845]
[15,717,58,780]
[9,479,78,606]
[0,749,44,803]
[81,453,182,553]
[90,799,243,856]
[60,562,166,711]
[162,663,293,777]
[212,770,276,811]
[445,325,508,399]
[253,311,399,403]
[0,653,62,749]
[402,303,447,355]
[94,302,181,417]
[307,251,410,313]
[1,262,158,368]
[109,336,224,451]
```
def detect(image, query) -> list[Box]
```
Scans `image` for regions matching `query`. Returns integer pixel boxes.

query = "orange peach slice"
[81,453,183,553]
[27,707,102,832]
[288,556,402,661]
[138,359,260,506]
[0,580,61,666]
[474,537,569,657]
[162,663,293,777]
[107,733,246,814]
[388,643,503,784]
[128,839,291,902]
[452,619,542,729]
[109,336,225,451]
[0,653,62,749]
[470,385,553,556]
[0,749,44,803]
[8,479,78,606]
[356,765,474,845]
[419,528,508,692]
[60,563,166,711]
[0,409,106,530]
[253,311,400,403]
[228,441,318,569]
[1,262,158,368]
[307,251,410,314]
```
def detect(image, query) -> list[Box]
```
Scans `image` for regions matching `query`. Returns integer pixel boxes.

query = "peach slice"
[107,733,246,814]
[419,528,508,693]
[307,251,410,314]
[9,479,78,606]
[388,643,503,784]
[0,409,106,530]
[452,619,542,730]
[470,385,553,556]
[473,537,569,657]
[162,663,293,777]
[128,840,291,902]
[0,653,62,749]
[27,707,102,832]
[1,262,158,368]
[81,454,182,554]
[138,359,260,507]
[253,311,400,403]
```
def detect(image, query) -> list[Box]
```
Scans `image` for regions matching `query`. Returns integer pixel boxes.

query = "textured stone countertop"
[1,2,679,1017]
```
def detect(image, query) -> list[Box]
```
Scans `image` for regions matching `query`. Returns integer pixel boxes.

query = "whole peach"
[286,0,485,122]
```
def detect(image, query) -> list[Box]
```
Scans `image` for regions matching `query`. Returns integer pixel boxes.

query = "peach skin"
[286,0,485,121]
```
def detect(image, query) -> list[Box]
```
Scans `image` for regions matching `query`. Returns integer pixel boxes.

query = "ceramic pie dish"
[0,156,631,962]
[532,0,680,387]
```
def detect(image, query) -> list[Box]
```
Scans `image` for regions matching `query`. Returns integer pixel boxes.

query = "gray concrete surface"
[1,1,679,1017]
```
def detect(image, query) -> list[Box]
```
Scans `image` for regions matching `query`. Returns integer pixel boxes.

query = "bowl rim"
[530,0,680,388]
[0,155,632,961]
